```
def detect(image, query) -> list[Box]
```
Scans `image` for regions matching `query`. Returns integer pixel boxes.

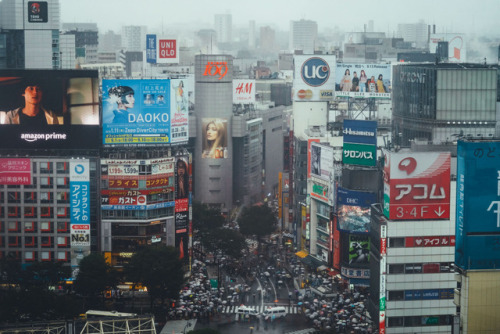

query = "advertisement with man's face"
[102,79,172,146]
[201,118,228,159]
[0,69,100,149]
[336,63,391,99]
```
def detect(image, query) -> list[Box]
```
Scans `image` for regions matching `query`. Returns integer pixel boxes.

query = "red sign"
[386,152,450,220]
[158,39,176,59]
[175,198,189,213]
[108,178,139,189]
[405,236,454,247]
[203,62,228,80]
[0,158,31,185]
[380,238,387,254]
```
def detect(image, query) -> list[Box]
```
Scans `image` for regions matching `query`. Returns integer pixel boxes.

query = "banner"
[0,158,31,185]
[335,63,391,99]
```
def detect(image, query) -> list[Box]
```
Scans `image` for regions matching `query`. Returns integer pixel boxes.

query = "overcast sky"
[61,0,499,37]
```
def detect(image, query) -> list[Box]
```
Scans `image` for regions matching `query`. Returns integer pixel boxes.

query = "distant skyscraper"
[397,20,428,48]
[100,30,122,52]
[62,23,99,65]
[214,14,232,44]
[368,20,374,32]
[260,26,276,51]
[289,19,318,54]
[121,25,147,52]
[248,20,256,49]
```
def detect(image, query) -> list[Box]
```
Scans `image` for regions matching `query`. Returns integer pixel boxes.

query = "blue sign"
[70,161,90,224]
[300,57,330,87]
[102,79,171,146]
[456,141,500,270]
[101,201,175,211]
[343,119,377,145]
[337,187,377,233]
[146,34,156,64]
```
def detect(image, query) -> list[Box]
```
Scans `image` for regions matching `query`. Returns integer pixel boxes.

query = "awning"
[317,265,328,271]
[295,250,308,258]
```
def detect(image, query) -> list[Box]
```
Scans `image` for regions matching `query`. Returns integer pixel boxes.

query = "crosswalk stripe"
[220,305,299,314]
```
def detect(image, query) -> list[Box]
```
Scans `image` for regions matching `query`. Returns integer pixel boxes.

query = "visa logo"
[320,90,333,98]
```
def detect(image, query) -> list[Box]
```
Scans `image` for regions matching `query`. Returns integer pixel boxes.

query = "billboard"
[233,79,256,104]
[348,234,370,264]
[0,70,100,149]
[310,143,334,182]
[456,141,500,270]
[0,158,31,185]
[293,55,336,101]
[335,63,391,98]
[201,118,228,159]
[28,1,48,23]
[343,120,377,167]
[311,179,334,206]
[146,34,156,64]
[102,79,188,146]
[429,33,466,62]
[157,38,179,64]
[70,160,90,225]
[337,187,376,233]
[307,139,320,178]
[383,151,450,220]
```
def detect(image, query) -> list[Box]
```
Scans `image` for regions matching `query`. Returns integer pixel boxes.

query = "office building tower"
[121,26,147,52]
[214,14,232,44]
[289,19,318,54]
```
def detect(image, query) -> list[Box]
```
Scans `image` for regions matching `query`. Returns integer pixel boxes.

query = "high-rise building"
[260,26,276,52]
[62,23,99,65]
[214,14,232,44]
[121,26,147,52]
[248,20,256,49]
[289,19,318,54]
[0,0,61,69]
[397,21,429,49]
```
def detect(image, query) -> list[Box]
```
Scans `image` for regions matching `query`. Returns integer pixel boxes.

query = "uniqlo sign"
[157,39,179,64]
[383,151,450,220]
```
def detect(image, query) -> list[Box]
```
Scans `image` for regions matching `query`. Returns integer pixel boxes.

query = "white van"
[236,306,259,317]
[262,306,287,320]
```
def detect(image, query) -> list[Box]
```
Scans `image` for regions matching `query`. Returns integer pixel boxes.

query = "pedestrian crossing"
[220,305,299,314]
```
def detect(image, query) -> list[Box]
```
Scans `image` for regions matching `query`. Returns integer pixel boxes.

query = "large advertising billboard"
[0,158,31,185]
[342,119,377,167]
[383,151,451,221]
[348,234,370,265]
[429,34,466,63]
[201,118,228,159]
[157,38,179,64]
[335,63,391,99]
[233,79,256,104]
[337,187,376,233]
[0,70,100,149]
[456,141,500,270]
[310,143,334,182]
[70,160,90,225]
[102,79,188,146]
[307,139,320,178]
[293,55,336,101]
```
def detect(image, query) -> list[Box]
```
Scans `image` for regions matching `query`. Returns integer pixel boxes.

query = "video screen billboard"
[349,234,370,265]
[383,151,450,221]
[293,55,336,101]
[102,79,188,146]
[337,187,376,233]
[201,118,228,159]
[456,141,500,270]
[336,63,391,99]
[0,69,100,149]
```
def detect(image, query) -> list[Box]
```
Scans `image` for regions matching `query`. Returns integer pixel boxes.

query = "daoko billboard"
[102,79,188,146]
[383,151,450,220]
[0,69,100,149]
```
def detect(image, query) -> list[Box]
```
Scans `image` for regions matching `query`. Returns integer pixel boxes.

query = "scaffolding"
[80,317,156,334]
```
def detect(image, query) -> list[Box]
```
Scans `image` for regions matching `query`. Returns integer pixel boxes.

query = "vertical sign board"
[383,151,450,220]
[307,139,320,178]
[342,120,377,167]
[379,224,387,334]
[0,158,31,185]
[146,34,157,64]
[456,141,500,270]
[310,143,335,204]
[70,160,90,276]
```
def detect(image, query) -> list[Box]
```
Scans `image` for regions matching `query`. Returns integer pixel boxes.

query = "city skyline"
[61,0,500,37]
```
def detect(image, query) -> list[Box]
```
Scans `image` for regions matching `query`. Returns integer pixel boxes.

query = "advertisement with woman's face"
[201,118,228,159]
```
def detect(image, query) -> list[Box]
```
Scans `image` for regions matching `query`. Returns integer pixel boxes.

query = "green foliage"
[202,227,247,259]
[125,245,185,307]
[192,202,225,232]
[74,253,117,298]
[238,205,277,238]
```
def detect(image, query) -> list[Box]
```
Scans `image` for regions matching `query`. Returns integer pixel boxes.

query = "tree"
[202,228,247,259]
[238,205,277,249]
[192,201,225,232]
[125,245,185,311]
[74,253,117,309]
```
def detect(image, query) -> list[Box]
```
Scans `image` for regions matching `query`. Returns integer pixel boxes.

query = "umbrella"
[297,302,303,306]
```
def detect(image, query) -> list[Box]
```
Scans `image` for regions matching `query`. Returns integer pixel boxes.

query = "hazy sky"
[61,0,499,36]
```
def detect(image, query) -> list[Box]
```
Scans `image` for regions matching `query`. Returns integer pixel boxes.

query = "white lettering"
[129,113,169,123]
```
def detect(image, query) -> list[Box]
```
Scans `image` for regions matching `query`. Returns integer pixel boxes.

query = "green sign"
[210,279,218,289]
[342,142,376,166]
[379,297,386,311]
[424,317,439,325]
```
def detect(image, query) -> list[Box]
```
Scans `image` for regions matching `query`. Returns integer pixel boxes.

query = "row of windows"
[1,207,70,219]
[3,236,70,248]
[1,251,70,262]
[388,315,453,327]
[1,191,69,204]
[388,262,452,274]
[2,221,70,233]
[101,207,173,219]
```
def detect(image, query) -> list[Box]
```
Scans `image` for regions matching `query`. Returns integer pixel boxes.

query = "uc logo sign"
[301,57,330,87]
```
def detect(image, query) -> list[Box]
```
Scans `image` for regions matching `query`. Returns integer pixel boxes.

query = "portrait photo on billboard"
[201,118,228,159]
[335,63,391,98]
[170,79,189,143]
[102,79,171,146]
[0,69,99,149]
[175,156,189,200]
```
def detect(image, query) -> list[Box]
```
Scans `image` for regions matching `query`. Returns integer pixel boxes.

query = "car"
[262,306,287,320]
[236,306,260,317]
